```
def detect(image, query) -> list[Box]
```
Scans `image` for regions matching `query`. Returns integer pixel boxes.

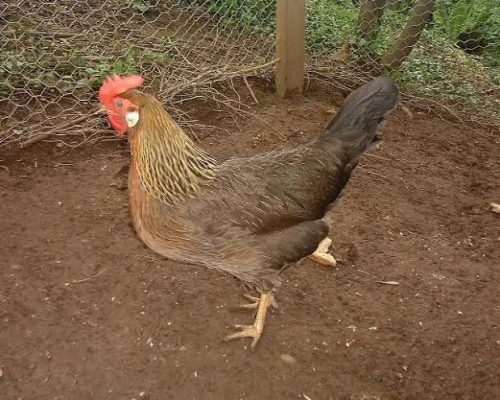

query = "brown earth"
[1,80,499,400]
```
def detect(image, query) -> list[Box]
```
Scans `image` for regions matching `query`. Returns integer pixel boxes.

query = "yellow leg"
[309,237,337,266]
[224,292,277,350]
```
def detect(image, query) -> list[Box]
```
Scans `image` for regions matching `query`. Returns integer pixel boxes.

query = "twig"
[20,110,104,148]
[358,269,378,280]
[377,280,400,286]
[402,93,465,123]
[65,267,108,285]
[362,168,412,191]
[243,76,259,104]
[164,58,278,99]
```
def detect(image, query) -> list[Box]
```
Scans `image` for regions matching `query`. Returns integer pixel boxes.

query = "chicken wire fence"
[306,0,499,126]
[0,0,277,147]
[1,0,499,147]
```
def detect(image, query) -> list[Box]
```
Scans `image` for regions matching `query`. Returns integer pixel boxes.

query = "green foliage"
[131,0,158,13]
[0,33,175,95]
[305,0,357,50]
[391,34,498,111]
[182,0,275,34]
[1,0,497,117]
[193,0,498,114]
[434,0,499,40]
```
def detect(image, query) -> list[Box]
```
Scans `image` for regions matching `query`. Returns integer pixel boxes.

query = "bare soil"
[1,81,499,400]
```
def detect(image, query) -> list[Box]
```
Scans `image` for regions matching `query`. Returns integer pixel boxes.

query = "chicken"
[98,75,399,349]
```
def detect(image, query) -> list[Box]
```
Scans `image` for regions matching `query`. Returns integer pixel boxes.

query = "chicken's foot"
[224,292,277,350]
[235,293,261,310]
[309,237,337,266]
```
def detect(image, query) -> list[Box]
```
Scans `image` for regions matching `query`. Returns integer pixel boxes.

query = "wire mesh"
[1,0,498,147]
[0,0,276,146]
[305,0,499,125]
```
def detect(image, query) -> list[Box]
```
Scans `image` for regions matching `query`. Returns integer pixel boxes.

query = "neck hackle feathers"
[132,99,218,205]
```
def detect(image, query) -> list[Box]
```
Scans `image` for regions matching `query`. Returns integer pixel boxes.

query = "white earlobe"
[125,111,139,128]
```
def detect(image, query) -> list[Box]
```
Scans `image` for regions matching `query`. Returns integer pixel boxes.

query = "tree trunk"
[356,0,388,42]
[381,0,436,70]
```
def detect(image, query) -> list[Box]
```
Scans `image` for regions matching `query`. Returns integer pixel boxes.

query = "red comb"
[98,75,144,104]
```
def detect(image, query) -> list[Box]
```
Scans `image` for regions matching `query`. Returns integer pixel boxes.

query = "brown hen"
[98,75,399,349]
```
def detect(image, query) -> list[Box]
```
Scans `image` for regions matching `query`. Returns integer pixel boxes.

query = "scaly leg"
[309,237,337,266]
[224,292,277,350]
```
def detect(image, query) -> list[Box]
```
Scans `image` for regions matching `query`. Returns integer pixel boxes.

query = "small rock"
[490,202,500,214]
[280,354,296,364]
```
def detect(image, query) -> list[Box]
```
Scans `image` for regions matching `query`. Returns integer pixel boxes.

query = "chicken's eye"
[115,100,123,107]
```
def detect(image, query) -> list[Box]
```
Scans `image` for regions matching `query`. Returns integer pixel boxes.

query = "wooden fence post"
[275,0,306,97]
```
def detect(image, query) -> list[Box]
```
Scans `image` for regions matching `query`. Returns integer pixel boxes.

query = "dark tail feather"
[324,76,399,154]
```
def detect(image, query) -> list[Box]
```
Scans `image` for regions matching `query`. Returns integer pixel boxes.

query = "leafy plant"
[191,0,498,114]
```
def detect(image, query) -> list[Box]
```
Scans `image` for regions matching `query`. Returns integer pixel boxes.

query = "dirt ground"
[1,81,499,400]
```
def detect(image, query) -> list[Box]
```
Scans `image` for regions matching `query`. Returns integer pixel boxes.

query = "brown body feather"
[121,77,399,289]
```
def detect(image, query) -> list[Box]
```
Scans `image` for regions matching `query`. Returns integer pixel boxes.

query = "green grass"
[195,0,499,116]
[1,0,498,119]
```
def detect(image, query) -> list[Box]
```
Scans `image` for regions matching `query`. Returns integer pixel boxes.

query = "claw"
[235,293,277,310]
[310,251,337,266]
[225,325,262,349]
[310,237,337,266]
[243,294,260,302]
[224,292,276,350]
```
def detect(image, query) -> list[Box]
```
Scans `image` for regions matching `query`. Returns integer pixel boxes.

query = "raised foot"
[235,293,261,310]
[310,237,337,266]
[224,292,277,350]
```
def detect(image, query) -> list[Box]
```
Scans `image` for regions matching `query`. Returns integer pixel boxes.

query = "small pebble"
[280,354,297,364]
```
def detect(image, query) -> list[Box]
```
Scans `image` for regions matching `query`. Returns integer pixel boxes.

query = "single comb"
[98,75,144,105]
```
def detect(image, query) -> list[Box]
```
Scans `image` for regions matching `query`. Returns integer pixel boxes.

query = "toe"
[310,252,337,266]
